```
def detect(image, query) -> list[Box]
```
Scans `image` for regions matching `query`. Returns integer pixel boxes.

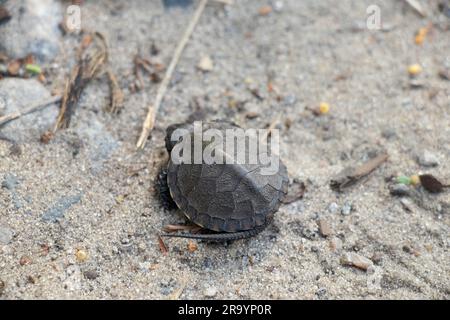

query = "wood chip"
[330,152,388,192]
[318,219,332,237]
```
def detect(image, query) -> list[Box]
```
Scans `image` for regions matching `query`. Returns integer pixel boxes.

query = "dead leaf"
[282,179,306,204]
[419,174,449,193]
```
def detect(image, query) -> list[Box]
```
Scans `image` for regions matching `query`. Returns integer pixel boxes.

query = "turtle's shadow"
[173,222,280,272]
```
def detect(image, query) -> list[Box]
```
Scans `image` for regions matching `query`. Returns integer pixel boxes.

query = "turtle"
[157,120,289,241]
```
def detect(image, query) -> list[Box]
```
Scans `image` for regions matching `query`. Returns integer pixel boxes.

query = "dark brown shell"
[166,121,289,233]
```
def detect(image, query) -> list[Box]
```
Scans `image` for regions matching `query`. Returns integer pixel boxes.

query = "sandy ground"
[0,0,449,299]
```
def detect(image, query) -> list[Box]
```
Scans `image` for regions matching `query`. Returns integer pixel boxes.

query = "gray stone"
[283,94,296,106]
[42,193,83,222]
[83,269,99,280]
[341,202,352,215]
[1,173,19,190]
[0,0,62,62]
[328,202,339,214]
[0,79,59,142]
[417,150,439,167]
[73,119,119,173]
[0,226,15,245]
[389,184,411,196]
[203,286,218,298]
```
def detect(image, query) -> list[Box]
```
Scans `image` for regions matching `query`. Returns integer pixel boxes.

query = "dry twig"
[136,0,209,149]
[0,96,61,128]
[330,152,389,191]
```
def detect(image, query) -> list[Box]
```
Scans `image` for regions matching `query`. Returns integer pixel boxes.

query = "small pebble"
[400,198,414,212]
[389,184,411,196]
[317,219,332,237]
[204,286,218,298]
[258,5,273,16]
[316,287,327,298]
[341,202,352,215]
[19,256,32,266]
[83,269,99,280]
[340,252,373,271]
[272,1,284,12]
[197,55,213,72]
[329,237,342,252]
[0,226,15,245]
[417,150,439,167]
[328,202,339,214]
[283,94,296,105]
[1,173,19,190]
[371,252,383,265]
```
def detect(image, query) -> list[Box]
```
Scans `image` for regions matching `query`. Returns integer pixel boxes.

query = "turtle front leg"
[156,168,178,210]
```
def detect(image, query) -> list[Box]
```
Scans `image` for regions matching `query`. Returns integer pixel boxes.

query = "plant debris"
[281,179,306,204]
[0,96,61,128]
[0,6,11,25]
[419,174,449,193]
[106,68,124,114]
[54,32,108,130]
[330,152,389,192]
[157,235,169,255]
[136,0,209,149]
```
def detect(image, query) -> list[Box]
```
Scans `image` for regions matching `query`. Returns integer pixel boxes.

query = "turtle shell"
[166,121,289,233]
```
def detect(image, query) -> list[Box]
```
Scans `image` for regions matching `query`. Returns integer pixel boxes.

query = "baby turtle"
[158,120,288,241]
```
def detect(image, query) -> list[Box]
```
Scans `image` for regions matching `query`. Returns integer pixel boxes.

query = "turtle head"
[165,122,193,152]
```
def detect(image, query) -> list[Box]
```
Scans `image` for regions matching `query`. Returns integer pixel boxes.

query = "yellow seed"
[408,64,422,76]
[319,102,330,114]
[75,249,88,262]
[410,174,420,186]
